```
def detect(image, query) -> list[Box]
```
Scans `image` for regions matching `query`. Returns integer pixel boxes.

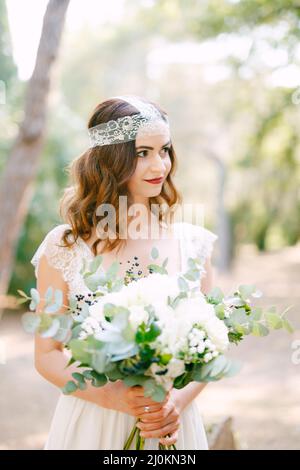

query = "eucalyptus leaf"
[17,289,28,299]
[40,318,60,338]
[178,276,189,292]
[62,380,78,394]
[21,312,41,333]
[238,284,256,300]
[150,246,159,260]
[251,322,269,337]
[45,286,53,305]
[265,312,283,330]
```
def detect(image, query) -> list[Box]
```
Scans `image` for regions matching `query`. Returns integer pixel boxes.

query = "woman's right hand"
[101,380,169,417]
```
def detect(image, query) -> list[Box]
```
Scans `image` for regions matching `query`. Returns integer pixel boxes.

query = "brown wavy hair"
[59,96,182,256]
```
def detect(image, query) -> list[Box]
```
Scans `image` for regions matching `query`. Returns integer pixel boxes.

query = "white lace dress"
[31,222,218,450]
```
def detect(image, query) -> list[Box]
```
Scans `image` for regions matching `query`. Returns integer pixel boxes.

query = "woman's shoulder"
[173,221,218,263]
[40,223,72,244]
[173,221,218,241]
[30,223,77,279]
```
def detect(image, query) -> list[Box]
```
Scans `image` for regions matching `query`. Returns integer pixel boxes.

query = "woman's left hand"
[136,389,183,446]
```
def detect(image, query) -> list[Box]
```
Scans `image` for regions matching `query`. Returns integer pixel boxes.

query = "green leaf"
[210,355,229,378]
[238,284,256,300]
[62,380,78,394]
[69,339,92,364]
[282,318,294,333]
[147,264,167,274]
[90,371,108,387]
[72,372,86,383]
[251,322,269,337]
[160,353,173,365]
[187,258,197,269]
[83,271,107,292]
[178,276,189,292]
[17,297,29,305]
[265,312,283,330]
[106,261,121,281]
[183,269,200,281]
[29,288,40,311]
[222,359,242,377]
[91,349,109,374]
[214,304,225,319]
[206,287,224,304]
[17,289,28,299]
[251,307,262,321]
[90,255,103,273]
[162,257,169,269]
[39,318,60,338]
[144,379,166,402]
[45,286,53,305]
[150,246,159,260]
[123,376,147,387]
[21,312,41,333]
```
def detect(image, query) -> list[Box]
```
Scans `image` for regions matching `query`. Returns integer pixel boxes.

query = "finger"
[140,420,180,439]
[132,396,164,407]
[137,402,174,423]
[130,387,170,401]
[159,430,179,447]
[137,413,177,432]
[136,403,163,414]
[134,395,169,413]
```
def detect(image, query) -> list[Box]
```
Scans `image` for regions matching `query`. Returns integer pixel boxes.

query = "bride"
[32,94,218,450]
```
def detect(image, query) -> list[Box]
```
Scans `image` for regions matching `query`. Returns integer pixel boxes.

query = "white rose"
[204,352,213,363]
[128,305,149,331]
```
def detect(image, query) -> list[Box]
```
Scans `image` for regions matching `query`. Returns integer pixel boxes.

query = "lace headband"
[87,94,170,148]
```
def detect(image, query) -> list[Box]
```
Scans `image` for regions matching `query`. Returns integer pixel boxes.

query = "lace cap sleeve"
[181,222,218,265]
[192,224,218,265]
[30,224,76,282]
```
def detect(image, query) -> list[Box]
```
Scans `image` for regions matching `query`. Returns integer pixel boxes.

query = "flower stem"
[123,419,139,450]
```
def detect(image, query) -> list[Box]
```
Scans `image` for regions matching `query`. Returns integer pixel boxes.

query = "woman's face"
[127,126,172,204]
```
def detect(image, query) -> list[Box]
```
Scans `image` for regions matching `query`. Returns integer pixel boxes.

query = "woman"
[32,94,218,449]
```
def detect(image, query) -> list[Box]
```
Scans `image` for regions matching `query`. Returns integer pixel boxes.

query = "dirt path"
[0,243,299,449]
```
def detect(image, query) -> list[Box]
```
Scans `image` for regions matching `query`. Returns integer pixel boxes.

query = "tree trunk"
[0,0,70,306]
[202,147,232,272]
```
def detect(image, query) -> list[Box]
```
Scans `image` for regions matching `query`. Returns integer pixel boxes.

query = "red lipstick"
[144,177,164,184]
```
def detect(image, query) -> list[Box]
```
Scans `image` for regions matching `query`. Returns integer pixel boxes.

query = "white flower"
[146,358,185,392]
[194,329,205,340]
[196,341,205,354]
[175,296,229,352]
[190,337,199,347]
[80,316,102,339]
[128,305,149,331]
[204,352,213,363]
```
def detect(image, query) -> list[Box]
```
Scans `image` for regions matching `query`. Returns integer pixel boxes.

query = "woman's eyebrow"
[136,140,171,150]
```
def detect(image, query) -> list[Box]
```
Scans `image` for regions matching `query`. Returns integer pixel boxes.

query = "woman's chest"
[96,236,182,283]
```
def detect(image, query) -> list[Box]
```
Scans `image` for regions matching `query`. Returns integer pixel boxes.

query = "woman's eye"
[136,147,170,158]
[136,150,148,158]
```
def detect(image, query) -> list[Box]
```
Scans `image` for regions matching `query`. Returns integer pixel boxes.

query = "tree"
[0,0,70,307]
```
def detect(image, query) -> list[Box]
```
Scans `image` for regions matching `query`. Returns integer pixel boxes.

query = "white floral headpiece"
[87,94,170,148]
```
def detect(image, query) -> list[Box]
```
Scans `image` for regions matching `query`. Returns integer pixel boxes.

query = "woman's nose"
[150,153,165,172]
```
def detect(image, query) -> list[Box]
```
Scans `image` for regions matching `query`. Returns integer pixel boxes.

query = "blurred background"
[0,0,299,450]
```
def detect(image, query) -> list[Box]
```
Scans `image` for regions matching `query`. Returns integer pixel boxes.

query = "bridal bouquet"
[19,248,293,450]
